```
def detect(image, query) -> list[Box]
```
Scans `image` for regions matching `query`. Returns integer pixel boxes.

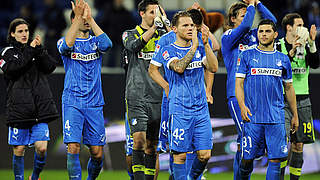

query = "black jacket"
[0,41,59,128]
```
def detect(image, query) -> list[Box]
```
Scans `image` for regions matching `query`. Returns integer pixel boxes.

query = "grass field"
[0,170,319,180]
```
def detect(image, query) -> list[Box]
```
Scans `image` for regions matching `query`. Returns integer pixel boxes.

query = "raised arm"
[202,25,218,73]
[256,0,277,23]
[65,0,85,47]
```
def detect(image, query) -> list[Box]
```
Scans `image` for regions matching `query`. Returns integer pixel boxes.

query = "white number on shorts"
[13,128,18,135]
[161,121,167,131]
[242,136,252,148]
[65,120,71,131]
[173,128,184,140]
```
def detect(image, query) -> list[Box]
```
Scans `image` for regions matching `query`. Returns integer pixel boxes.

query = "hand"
[206,91,213,104]
[289,35,301,57]
[158,5,170,27]
[164,86,169,98]
[30,35,41,47]
[291,115,299,134]
[309,24,317,41]
[201,24,210,45]
[191,2,200,10]
[255,0,260,5]
[243,0,255,5]
[154,16,163,28]
[71,0,85,18]
[240,106,252,122]
[82,2,92,21]
[192,27,199,48]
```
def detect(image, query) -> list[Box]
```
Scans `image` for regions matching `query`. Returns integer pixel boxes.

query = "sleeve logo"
[237,58,241,66]
[162,50,169,60]
[0,59,6,68]
[122,32,128,41]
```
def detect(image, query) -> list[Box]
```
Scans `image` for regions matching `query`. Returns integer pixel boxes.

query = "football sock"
[13,155,24,180]
[289,152,303,180]
[173,163,186,180]
[169,154,174,180]
[31,152,46,180]
[144,153,156,180]
[239,160,253,180]
[233,151,241,180]
[280,159,287,180]
[87,158,103,180]
[132,150,145,179]
[67,153,82,180]
[188,157,206,179]
[267,161,281,180]
[127,169,134,180]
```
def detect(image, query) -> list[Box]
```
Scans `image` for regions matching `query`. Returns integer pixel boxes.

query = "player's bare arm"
[83,2,104,36]
[235,77,252,122]
[204,70,214,104]
[148,64,169,97]
[169,28,198,74]
[284,82,299,132]
[65,0,85,47]
[202,25,218,73]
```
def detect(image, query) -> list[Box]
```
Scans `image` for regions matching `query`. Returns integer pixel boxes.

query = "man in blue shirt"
[57,1,112,179]
[221,0,276,179]
[235,19,298,180]
[151,11,218,180]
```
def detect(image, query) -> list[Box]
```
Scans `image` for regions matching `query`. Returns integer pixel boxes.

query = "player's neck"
[285,33,295,44]
[77,31,90,39]
[175,37,191,47]
[140,21,151,30]
[258,43,274,51]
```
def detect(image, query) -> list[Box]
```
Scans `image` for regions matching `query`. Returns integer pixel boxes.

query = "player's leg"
[9,126,30,180]
[266,123,288,180]
[127,100,149,179]
[188,113,212,180]
[62,105,84,180]
[125,112,134,180]
[30,123,50,180]
[83,106,106,180]
[145,102,161,180]
[227,97,243,180]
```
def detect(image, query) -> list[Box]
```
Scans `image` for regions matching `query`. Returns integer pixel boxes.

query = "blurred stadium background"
[0,0,320,179]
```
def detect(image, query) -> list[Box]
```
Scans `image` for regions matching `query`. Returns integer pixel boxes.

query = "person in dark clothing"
[0,18,59,180]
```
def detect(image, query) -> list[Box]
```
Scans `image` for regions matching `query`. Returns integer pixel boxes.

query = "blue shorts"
[157,96,169,152]
[8,123,50,146]
[227,97,243,144]
[62,105,106,146]
[242,123,288,160]
[168,112,213,152]
[125,113,133,156]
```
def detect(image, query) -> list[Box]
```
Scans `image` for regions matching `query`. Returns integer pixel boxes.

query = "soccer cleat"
[29,176,41,180]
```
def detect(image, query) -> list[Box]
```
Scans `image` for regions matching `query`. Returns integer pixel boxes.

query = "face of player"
[141,4,158,28]
[79,19,91,32]
[291,18,304,36]
[232,8,246,28]
[174,16,194,41]
[11,24,29,44]
[258,24,278,47]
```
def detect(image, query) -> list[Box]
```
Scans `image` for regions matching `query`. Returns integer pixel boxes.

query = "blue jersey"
[57,33,112,108]
[159,43,207,115]
[236,47,292,124]
[221,3,277,99]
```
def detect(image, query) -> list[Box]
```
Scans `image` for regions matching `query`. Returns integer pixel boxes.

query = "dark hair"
[187,9,203,26]
[70,10,75,21]
[7,18,30,44]
[281,13,302,33]
[138,0,159,13]
[225,2,247,29]
[171,11,191,27]
[258,19,277,32]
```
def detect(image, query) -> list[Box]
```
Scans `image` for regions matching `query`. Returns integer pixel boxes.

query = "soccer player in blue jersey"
[235,19,298,180]
[221,0,276,179]
[150,11,218,180]
[57,0,112,179]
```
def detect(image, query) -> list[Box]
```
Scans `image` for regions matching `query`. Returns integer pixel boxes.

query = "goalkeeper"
[276,13,319,180]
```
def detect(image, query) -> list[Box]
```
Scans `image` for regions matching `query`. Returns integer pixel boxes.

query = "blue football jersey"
[159,43,208,115]
[221,3,277,99]
[236,47,292,124]
[57,33,112,108]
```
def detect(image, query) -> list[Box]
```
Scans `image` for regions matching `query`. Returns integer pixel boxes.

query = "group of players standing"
[0,0,318,180]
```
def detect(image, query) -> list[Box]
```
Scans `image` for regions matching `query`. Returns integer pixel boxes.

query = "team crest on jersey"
[90,43,97,50]
[131,118,137,126]
[71,52,100,61]
[0,59,6,68]
[122,32,128,41]
[251,68,282,77]
[195,50,201,58]
[162,50,170,60]
[276,60,282,67]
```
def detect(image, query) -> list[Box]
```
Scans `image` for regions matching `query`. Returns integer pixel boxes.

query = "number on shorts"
[173,128,184,140]
[303,122,312,134]
[13,128,18,135]
[242,136,252,148]
[161,121,167,131]
[65,120,71,131]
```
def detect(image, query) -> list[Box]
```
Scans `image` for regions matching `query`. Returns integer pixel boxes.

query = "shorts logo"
[281,145,288,153]
[251,68,282,77]
[131,118,137,126]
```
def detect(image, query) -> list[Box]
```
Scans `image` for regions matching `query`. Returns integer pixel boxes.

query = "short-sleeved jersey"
[158,43,208,115]
[236,47,292,124]
[57,33,112,108]
[221,2,277,99]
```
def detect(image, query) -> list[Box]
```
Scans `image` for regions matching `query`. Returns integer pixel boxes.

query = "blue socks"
[67,153,82,180]
[87,158,103,180]
[13,155,24,180]
[233,151,241,180]
[188,157,206,180]
[267,161,281,180]
[173,163,186,180]
[127,169,134,180]
[31,152,47,180]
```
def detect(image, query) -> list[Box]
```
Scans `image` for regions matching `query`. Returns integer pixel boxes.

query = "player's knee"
[67,143,80,154]
[13,145,26,156]
[292,142,304,152]
[89,146,103,160]
[36,146,47,155]
[197,151,211,163]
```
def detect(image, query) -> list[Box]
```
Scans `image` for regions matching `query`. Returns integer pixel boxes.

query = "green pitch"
[0,170,319,179]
